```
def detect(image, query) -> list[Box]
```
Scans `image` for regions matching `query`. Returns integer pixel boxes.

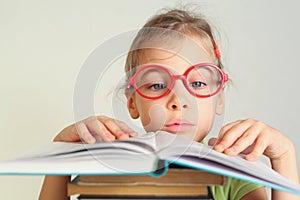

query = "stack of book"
[68,167,226,200]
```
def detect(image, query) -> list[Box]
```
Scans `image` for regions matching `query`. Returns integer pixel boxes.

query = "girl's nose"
[168,82,191,110]
[171,103,188,110]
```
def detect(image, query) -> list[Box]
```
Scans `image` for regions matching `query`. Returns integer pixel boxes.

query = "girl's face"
[126,36,224,142]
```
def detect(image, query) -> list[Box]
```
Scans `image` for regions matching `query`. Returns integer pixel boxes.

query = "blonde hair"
[124,9,223,81]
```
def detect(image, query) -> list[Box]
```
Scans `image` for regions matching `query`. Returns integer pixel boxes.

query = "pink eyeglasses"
[129,63,228,100]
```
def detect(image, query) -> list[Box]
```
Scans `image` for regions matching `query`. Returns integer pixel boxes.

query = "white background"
[1,0,300,199]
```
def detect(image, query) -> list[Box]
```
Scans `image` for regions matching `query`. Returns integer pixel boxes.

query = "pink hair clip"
[213,39,221,59]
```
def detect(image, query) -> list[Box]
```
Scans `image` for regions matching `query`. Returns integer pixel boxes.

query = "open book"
[0,131,300,195]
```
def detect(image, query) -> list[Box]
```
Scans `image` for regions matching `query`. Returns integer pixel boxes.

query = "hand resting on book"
[54,115,137,143]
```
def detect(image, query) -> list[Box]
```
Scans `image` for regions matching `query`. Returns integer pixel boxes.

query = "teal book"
[0,131,300,195]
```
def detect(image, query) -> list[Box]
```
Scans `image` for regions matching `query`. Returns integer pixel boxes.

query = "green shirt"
[210,177,263,199]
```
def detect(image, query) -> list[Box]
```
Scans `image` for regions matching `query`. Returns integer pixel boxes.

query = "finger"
[218,120,241,139]
[244,134,268,161]
[76,122,96,144]
[97,116,133,140]
[214,120,242,146]
[223,124,261,156]
[116,120,138,137]
[103,119,130,140]
[209,137,255,155]
[54,125,81,142]
[214,119,254,152]
[245,140,267,161]
[85,118,116,142]
[239,144,255,155]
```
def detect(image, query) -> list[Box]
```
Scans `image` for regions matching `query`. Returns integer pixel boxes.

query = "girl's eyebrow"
[138,68,164,78]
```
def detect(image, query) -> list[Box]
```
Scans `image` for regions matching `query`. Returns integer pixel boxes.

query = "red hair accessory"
[213,39,221,59]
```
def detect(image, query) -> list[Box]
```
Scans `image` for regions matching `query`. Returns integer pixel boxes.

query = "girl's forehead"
[136,33,215,72]
[138,47,214,74]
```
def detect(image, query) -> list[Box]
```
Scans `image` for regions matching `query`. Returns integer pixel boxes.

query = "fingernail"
[214,144,224,152]
[104,132,116,141]
[246,154,258,161]
[119,134,130,139]
[130,132,138,137]
[87,136,96,144]
[228,147,236,153]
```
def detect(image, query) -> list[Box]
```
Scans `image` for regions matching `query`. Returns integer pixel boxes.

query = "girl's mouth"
[164,119,195,132]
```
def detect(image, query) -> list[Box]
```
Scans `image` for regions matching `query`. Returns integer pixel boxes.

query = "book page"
[15,133,157,160]
[154,131,300,195]
[0,133,159,175]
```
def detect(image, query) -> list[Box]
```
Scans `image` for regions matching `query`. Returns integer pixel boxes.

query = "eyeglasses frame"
[129,63,228,100]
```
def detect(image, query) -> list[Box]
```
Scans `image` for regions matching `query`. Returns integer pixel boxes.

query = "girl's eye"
[149,83,166,90]
[190,81,207,89]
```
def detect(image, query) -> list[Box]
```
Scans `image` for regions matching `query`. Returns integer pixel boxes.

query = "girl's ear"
[126,89,140,119]
[215,91,225,115]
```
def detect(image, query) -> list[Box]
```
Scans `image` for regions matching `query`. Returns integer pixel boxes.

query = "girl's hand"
[208,118,292,162]
[53,116,137,143]
[209,119,300,199]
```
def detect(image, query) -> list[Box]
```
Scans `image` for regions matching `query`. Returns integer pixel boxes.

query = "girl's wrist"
[271,141,299,184]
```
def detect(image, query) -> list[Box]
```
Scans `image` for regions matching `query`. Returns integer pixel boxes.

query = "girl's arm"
[39,176,71,200]
[39,115,136,199]
[210,118,300,200]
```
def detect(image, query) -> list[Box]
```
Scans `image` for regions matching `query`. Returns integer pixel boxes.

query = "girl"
[39,9,299,200]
